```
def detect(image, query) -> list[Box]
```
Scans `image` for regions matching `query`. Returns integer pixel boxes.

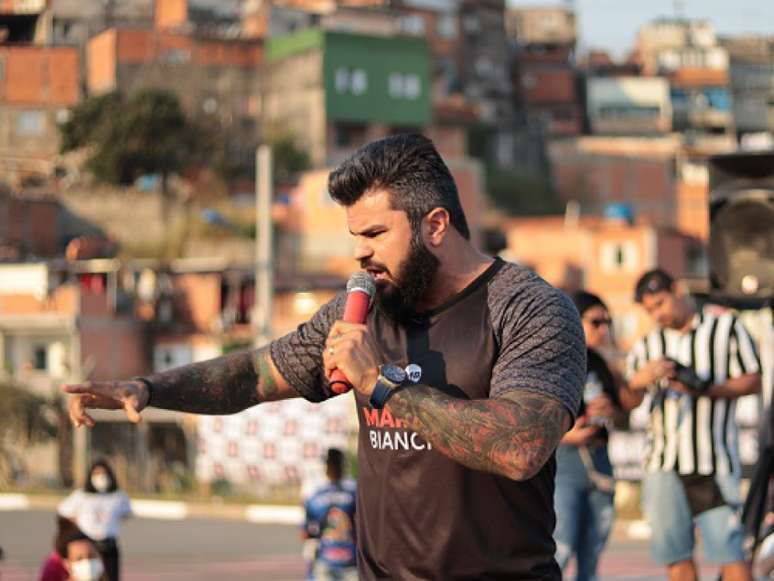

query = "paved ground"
[0,509,724,580]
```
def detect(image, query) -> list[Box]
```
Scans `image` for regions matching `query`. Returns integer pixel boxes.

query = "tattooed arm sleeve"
[388,387,571,481]
[142,346,297,414]
[387,281,585,480]
[140,293,347,413]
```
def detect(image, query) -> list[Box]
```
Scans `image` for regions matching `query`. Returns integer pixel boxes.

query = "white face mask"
[70,558,104,580]
[91,474,110,493]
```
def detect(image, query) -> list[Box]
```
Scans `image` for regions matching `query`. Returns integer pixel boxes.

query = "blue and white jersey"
[303,478,357,569]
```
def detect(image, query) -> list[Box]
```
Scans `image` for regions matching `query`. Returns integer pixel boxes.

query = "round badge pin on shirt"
[405,364,422,383]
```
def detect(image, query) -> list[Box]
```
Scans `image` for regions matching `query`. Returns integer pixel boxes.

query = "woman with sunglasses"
[553,291,631,581]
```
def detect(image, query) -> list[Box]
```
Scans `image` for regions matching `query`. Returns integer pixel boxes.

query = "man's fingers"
[62,383,93,394]
[82,411,96,428]
[69,396,96,428]
[124,395,142,424]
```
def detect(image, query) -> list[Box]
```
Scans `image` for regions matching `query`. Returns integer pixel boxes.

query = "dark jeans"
[554,443,615,581]
[93,537,120,581]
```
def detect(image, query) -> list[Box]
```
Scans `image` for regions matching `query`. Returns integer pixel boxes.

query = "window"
[16,110,46,136]
[462,14,480,34]
[436,13,456,39]
[33,346,47,370]
[601,241,639,272]
[351,69,367,95]
[160,49,191,64]
[388,73,422,100]
[400,15,425,36]
[334,67,368,96]
[154,344,193,373]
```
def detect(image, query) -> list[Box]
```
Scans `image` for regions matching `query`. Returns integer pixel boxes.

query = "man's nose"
[353,239,373,262]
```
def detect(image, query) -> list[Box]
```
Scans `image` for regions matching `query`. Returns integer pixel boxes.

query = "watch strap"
[370,378,396,409]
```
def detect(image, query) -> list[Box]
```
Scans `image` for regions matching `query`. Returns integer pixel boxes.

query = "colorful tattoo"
[388,386,569,480]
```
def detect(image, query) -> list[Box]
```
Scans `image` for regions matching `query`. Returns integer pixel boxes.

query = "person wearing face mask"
[39,517,105,581]
[553,291,638,581]
[58,459,131,581]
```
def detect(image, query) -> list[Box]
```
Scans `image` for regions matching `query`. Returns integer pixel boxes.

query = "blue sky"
[508,0,774,57]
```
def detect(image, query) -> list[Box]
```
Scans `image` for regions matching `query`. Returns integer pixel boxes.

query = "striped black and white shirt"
[626,311,761,476]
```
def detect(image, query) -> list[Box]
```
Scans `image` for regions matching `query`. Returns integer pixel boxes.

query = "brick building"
[86,25,263,180]
[0,44,80,184]
[506,6,582,137]
[723,35,774,140]
[501,215,703,349]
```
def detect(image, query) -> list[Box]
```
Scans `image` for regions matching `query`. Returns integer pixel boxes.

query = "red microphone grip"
[329,288,371,394]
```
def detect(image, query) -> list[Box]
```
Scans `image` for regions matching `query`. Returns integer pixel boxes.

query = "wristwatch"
[369,363,408,409]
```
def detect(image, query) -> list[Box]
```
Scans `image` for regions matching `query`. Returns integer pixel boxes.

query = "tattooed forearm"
[388,386,570,481]
[142,347,284,414]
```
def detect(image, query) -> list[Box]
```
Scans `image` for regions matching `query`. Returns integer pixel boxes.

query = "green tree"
[60,89,199,197]
[485,167,564,216]
[270,132,311,184]
[0,382,58,486]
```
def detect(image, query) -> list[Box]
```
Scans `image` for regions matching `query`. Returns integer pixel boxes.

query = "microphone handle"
[329,288,371,394]
[329,370,352,394]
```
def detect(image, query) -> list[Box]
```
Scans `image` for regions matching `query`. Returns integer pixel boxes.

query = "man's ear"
[672,279,690,298]
[424,207,450,247]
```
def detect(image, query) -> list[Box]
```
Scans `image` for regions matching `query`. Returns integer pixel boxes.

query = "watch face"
[381,363,407,384]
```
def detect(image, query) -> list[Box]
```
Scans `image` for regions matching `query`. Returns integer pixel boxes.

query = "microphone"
[330,272,376,394]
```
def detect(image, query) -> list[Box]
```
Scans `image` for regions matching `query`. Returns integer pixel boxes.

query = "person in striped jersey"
[626,269,762,581]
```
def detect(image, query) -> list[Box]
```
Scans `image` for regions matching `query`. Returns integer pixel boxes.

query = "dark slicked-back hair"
[571,290,608,317]
[328,133,470,239]
[634,268,675,303]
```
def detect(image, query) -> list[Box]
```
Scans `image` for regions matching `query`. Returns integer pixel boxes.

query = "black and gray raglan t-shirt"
[271,258,585,580]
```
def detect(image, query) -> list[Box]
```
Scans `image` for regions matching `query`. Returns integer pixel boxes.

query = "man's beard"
[371,234,439,322]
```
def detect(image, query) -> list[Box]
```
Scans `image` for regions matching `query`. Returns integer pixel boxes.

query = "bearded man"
[65,134,585,580]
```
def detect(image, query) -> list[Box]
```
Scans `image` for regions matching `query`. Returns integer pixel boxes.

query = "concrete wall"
[265,50,326,165]
[586,77,672,135]
[549,145,677,227]
[87,28,117,93]
[0,196,60,257]
[0,46,80,183]
[505,7,576,45]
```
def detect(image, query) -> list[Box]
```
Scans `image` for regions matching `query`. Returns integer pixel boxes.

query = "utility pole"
[254,145,273,348]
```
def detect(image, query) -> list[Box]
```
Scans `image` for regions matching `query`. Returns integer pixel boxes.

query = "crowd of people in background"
[556,268,763,581]
[38,458,131,581]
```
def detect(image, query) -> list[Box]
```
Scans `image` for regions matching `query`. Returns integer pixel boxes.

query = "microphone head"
[346,272,376,302]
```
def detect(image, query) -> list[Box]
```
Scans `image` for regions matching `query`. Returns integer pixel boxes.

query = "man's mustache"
[360,261,389,273]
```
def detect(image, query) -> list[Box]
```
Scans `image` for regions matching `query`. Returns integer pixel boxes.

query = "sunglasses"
[587,317,612,328]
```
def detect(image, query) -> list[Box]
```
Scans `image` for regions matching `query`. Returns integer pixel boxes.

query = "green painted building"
[265,28,432,164]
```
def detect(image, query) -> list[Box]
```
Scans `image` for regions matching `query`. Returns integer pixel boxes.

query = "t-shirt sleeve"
[729,317,761,377]
[119,492,132,518]
[57,490,81,518]
[270,293,347,402]
[490,288,586,420]
[625,340,646,379]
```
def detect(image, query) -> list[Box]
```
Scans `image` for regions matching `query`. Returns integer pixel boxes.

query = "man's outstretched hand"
[63,380,150,427]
